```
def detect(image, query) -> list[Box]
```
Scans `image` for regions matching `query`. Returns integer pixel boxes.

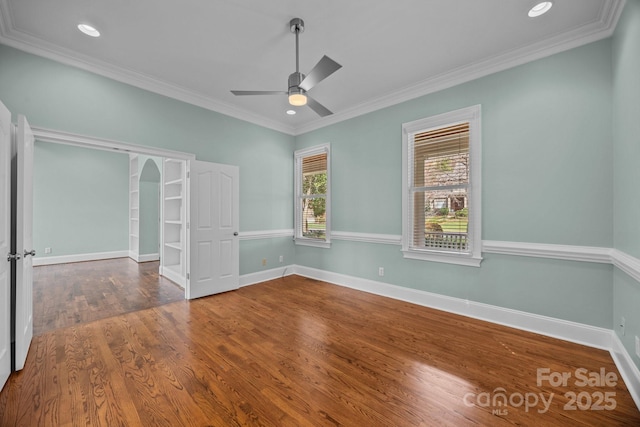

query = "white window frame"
[401,105,482,267]
[294,143,331,248]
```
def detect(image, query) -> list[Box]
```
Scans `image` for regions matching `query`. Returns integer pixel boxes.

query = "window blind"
[302,153,327,175]
[299,152,328,240]
[411,122,470,252]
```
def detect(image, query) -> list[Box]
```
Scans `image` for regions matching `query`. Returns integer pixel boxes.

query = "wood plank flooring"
[32,258,184,335]
[1,264,639,425]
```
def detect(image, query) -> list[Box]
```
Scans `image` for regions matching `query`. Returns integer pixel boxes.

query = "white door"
[0,101,11,389]
[14,114,34,371]
[188,161,239,299]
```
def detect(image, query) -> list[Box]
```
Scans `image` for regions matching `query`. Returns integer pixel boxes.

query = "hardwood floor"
[32,258,184,335]
[1,269,639,425]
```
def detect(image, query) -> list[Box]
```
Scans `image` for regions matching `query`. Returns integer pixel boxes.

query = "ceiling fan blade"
[299,55,342,91]
[230,90,286,96]
[306,96,333,117]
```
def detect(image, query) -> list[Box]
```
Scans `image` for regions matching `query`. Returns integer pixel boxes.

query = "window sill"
[402,249,482,267]
[295,238,331,249]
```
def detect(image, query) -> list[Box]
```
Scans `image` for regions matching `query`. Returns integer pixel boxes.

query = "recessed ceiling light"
[286,110,296,115]
[77,24,100,37]
[528,2,553,18]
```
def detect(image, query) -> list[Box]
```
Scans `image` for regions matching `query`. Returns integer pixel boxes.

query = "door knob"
[233,232,239,236]
[24,249,36,257]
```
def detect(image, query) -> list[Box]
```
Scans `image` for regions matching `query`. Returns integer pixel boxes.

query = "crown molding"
[294,0,626,135]
[0,0,625,137]
[0,6,295,136]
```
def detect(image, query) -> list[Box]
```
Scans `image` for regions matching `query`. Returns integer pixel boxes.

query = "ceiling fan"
[231,18,342,117]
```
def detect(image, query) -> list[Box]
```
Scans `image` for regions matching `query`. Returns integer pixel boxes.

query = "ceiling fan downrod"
[288,18,306,104]
[290,18,304,73]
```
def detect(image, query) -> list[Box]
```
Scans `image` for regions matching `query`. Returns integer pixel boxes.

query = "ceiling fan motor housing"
[288,71,306,96]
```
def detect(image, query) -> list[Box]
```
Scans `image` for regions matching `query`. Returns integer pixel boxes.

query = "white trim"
[483,240,613,264]
[33,250,128,266]
[239,229,293,240]
[294,144,331,247]
[610,333,640,409]
[277,263,640,409]
[239,265,294,287]
[293,239,331,249]
[138,253,160,262]
[332,231,401,245]
[128,252,160,263]
[32,126,195,160]
[402,250,483,267]
[294,0,626,135]
[402,105,482,267]
[0,1,624,136]
[611,249,640,283]
[159,266,186,288]
[292,265,613,349]
[0,5,294,136]
[266,227,640,277]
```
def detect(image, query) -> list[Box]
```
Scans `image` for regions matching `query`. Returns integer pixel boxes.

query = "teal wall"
[33,141,129,256]
[613,0,640,369]
[295,39,614,329]
[0,43,295,274]
[3,2,640,368]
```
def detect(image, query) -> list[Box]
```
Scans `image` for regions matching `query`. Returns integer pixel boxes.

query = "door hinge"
[186,273,190,280]
[187,222,190,229]
[187,171,190,179]
[7,252,21,262]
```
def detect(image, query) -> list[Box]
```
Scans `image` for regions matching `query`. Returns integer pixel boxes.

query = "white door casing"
[188,161,239,299]
[14,114,34,371]
[0,101,11,389]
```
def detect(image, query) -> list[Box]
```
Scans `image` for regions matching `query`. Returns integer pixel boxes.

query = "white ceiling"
[0,0,625,135]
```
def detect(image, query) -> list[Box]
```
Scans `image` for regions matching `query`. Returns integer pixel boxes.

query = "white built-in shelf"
[164,242,182,250]
[161,157,187,287]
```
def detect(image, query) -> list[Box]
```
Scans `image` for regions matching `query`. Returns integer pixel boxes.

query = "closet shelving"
[161,158,187,287]
[128,155,139,261]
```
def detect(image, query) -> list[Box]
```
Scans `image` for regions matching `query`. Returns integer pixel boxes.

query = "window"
[402,105,482,266]
[295,144,330,247]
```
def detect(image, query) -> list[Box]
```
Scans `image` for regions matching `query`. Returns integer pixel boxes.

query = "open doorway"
[129,155,162,263]
[139,158,161,262]
[31,126,239,303]
[30,129,194,335]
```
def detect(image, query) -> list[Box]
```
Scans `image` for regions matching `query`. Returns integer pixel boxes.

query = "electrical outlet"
[262,258,267,266]
[636,336,640,358]
[378,267,384,277]
[279,255,284,263]
[44,247,52,254]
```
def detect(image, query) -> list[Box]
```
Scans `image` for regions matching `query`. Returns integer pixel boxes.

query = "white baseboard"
[292,265,612,350]
[290,264,640,408]
[159,266,185,288]
[610,333,640,409]
[239,265,294,288]
[33,250,129,266]
[138,253,160,262]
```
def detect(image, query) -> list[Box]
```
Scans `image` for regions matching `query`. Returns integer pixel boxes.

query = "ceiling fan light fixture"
[528,1,553,17]
[288,91,307,106]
